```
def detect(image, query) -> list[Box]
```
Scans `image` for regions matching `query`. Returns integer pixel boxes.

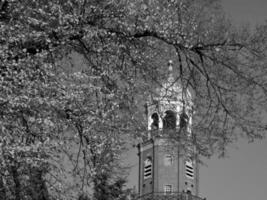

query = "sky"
[221,0,267,26]
[126,1,267,200]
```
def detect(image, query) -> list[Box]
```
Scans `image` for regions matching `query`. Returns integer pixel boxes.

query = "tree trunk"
[11,165,21,200]
[0,176,7,200]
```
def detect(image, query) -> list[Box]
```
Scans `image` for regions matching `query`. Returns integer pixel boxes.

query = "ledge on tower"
[137,192,206,200]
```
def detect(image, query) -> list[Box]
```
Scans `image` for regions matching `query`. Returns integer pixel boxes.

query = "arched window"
[151,113,159,130]
[185,159,194,179]
[163,110,177,129]
[144,157,152,179]
[179,111,189,129]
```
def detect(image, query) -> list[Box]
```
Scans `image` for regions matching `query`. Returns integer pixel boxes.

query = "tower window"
[164,154,173,166]
[164,185,172,195]
[151,113,159,130]
[185,160,194,179]
[144,158,152,179]
[163,110,177,129]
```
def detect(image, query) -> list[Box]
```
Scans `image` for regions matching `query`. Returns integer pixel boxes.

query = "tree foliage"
[0,0,267,199]
[93,172,136,200]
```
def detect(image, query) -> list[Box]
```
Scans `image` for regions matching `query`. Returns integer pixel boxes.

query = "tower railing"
[138,192,205,200]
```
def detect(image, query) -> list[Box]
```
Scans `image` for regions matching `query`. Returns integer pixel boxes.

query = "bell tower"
[137,61,204,200]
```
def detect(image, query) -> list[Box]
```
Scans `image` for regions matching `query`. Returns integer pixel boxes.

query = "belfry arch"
[163,110,177,129]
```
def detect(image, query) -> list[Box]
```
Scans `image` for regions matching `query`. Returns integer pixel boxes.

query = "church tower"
[137,61,204,200]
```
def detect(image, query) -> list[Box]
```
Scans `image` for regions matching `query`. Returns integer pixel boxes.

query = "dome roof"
[155,60,192,107]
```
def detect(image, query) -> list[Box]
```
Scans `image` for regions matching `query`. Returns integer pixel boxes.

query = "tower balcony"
[138,192,205,200]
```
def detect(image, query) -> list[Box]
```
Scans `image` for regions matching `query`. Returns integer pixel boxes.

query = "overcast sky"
[200,1,267,200]
[221,0,267,26]
[126,1,267,200]
[201,1,267,199]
